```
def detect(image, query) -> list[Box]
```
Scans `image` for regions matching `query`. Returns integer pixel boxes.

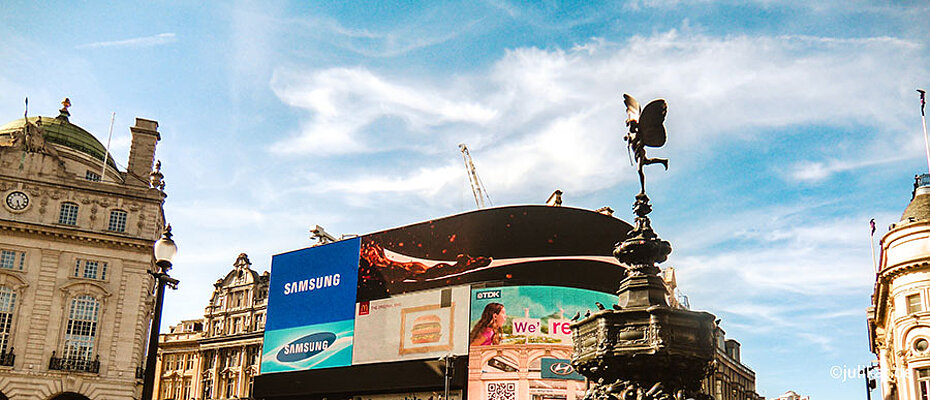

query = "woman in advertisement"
[469,303,506,346]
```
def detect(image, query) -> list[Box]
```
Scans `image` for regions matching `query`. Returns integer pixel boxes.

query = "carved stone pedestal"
[570,194,716,400]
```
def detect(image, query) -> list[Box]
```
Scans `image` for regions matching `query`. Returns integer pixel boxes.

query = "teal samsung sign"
[261,238,360,373]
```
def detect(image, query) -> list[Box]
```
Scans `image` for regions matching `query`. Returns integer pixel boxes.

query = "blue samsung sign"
[261,238,361,373]
[265,237,360,331]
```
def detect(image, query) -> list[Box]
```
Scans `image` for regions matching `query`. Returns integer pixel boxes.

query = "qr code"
[486,382,516,400]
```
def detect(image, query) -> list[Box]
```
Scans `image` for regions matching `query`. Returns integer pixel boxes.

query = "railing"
[0,348,13,367]
[918,173,930,189]
[48,352,100,373]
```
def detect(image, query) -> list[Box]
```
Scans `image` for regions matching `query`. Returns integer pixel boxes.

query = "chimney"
[127,118,160,186]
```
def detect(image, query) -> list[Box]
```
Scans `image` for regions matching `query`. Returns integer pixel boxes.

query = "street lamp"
[141,224,180,400]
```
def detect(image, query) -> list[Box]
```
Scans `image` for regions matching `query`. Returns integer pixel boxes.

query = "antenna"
[459,144,491,209]
[24,97,28,119]
[100,112,115,182]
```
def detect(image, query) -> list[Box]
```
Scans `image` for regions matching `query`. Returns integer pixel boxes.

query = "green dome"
[0,115,117,169]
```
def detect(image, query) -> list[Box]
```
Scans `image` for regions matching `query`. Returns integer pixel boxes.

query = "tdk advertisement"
[261,237,360,373]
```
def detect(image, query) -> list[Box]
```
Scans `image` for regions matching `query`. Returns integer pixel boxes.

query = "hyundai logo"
[549,362,575,376]
[277,332,336,362]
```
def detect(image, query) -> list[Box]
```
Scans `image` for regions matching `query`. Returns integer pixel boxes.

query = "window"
[182,378,191,400]
[186,354,194,370]
[74,259,108,280]
[63,295,99,360]
[918,368,930,399]
[908,294,923,314]
[0,287,16,354]
[225,376,237,398]
[58,202,79,225]
[107,210,127,232]
[202,377,213,399]
[203,351,214,369]
[255,313,264,330]
[0,250,24,270]
[84,171,101,182]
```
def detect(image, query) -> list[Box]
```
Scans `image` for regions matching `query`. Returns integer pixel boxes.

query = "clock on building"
[5,191,29,211]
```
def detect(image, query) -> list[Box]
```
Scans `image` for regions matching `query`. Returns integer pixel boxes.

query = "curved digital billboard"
[258,205,634,400]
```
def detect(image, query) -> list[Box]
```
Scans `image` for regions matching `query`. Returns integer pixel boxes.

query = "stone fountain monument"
[570,94,717,400]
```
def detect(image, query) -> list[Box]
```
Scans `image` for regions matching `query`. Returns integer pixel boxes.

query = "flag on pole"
[870,218,876,236]
[919,89,926,117]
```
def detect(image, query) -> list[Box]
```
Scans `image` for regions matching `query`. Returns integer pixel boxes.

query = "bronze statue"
[622,94,668,195]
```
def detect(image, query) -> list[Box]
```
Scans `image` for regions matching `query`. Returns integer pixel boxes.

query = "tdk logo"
[276,332,336,362]
[476,290,501,300]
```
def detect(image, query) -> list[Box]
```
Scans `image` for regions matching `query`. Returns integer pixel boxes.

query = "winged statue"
[622,93,668,195]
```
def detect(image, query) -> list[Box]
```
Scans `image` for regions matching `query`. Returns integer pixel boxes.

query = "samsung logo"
[283,273,341,295]
[549,362,575,376]
[277,332,336,362]
[476,290,501,300]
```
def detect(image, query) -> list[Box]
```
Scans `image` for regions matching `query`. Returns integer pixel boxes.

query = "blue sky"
[3,1,930,398]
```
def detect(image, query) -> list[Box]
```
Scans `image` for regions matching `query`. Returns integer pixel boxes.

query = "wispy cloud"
[77,33,177,49]
[270,30,925,203]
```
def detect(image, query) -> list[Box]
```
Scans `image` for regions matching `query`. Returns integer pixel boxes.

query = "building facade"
[0,99,167,399]
[153,253,269,400]
[701,327,762,400]
[869,174,930,400]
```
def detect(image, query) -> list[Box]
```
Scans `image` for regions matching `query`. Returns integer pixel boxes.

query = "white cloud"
[77,33,177,49]
[271,30,925,201]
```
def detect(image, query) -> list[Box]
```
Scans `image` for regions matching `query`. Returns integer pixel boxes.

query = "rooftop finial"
[58,98,71,121]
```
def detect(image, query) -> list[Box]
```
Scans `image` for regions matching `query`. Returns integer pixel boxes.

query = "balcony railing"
[49,352,99,373]
[0,348,14,367]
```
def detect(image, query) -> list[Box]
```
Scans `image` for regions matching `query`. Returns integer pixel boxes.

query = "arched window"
[63,295,99,360]
[0,286,15,354]
[58,202,79,225]
[107,210,127,232]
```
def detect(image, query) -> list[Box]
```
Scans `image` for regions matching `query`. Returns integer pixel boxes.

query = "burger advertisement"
[352,286,470,365]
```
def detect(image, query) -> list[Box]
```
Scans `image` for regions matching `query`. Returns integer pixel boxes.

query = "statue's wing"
[623,93,640,124]
[639,99,667,147]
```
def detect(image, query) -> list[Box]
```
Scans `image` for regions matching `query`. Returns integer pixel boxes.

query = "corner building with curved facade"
[870,174,930,400]
[0,100,167,399]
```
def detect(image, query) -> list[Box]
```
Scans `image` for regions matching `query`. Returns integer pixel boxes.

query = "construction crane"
[459,144,491,209]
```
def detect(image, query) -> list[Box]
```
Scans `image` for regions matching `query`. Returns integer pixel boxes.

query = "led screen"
[261,238,361,373]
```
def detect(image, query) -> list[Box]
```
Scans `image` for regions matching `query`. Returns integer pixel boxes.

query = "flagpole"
[100,112,115,182]
[869,218,877,274]
[919,89,929,175]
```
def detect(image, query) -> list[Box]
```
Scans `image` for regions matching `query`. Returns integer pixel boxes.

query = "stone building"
[701,326,762,400]
[0,99,167,399]
[869,173,930,400]
[153,253,269,400]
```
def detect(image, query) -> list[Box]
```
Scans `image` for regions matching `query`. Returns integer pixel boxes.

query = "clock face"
[5,191,29,211]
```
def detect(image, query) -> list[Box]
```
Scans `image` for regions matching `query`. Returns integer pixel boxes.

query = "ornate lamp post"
[141,225,179,400]
[570,95,717,400]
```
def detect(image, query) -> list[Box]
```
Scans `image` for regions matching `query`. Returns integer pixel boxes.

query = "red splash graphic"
[358,242,491,287]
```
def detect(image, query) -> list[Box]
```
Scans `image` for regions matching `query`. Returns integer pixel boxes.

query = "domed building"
[0,99,167,399]
[869,174,930,400]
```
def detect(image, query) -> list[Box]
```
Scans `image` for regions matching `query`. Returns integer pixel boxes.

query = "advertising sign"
[356,205,632,301]
[353,286,470,365]
[469,286,615,346]
[261,238,361,373]
[468,286,617,400]
[540,358,584,381]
